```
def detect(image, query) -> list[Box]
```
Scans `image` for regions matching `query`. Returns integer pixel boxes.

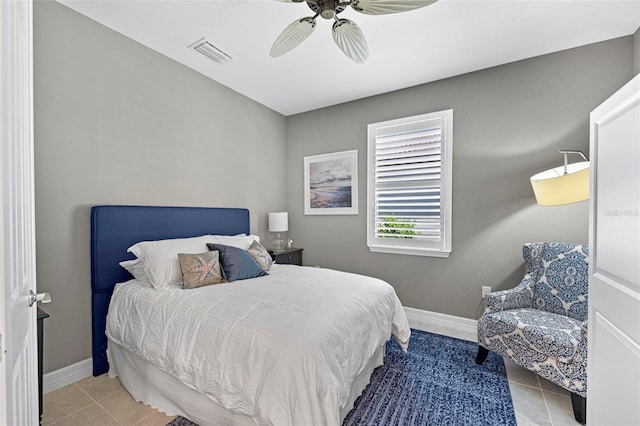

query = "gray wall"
[34,1,287,372]
[285,37,633,320]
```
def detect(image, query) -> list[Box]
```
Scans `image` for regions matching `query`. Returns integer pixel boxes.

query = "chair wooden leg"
[475,346,489,364]
[570,392,586,425]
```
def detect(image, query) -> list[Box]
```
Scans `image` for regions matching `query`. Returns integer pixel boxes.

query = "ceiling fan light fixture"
[319,2,336,19]
[272,0,437,62]
[321,9,336,19]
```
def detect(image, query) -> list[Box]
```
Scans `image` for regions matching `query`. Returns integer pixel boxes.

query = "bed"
[91,205,410,426]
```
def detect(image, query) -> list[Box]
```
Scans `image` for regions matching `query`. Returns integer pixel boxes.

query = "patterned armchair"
[476,242,588,424]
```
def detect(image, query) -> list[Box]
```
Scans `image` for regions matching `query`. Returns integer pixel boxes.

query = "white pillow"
[119,259,148,283]
[126,234,259,290]
[128,235,214,289]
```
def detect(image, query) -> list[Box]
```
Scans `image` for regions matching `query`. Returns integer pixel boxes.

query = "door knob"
[28,290,51,307]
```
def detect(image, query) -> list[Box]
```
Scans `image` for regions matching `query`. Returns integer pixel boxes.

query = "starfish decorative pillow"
[178,251,225,289]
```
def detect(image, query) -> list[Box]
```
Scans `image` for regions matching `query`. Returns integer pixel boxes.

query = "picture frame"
[304,149,358,215]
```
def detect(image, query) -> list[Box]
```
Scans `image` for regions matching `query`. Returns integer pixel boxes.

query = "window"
[367,110,453,257]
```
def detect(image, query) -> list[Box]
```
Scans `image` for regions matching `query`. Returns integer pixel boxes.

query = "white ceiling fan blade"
[332,19,369,64]
[270,17,316,57]
[351,0,437,15]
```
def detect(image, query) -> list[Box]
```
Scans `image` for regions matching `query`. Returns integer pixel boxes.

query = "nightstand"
[269,248,303,266]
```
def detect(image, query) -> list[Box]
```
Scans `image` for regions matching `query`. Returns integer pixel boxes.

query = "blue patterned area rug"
[167,329,516,426]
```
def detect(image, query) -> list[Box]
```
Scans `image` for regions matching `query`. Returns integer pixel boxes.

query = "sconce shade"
[268,212,288,232]
[530,161,589,206]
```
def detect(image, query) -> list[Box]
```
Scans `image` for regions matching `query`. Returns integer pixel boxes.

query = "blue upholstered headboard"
[90,205,250,376]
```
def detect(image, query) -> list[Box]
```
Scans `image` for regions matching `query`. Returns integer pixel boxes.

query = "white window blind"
[367,110,453,257]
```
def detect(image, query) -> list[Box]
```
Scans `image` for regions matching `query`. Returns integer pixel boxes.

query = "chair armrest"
[573,320,588,373]
[483,277,534,314]
[581,320,588,336]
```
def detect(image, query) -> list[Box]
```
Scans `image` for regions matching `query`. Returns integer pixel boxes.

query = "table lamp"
[268,212,288,251]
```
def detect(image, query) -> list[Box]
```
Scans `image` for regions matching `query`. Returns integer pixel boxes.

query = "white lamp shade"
[268,212,289,232]
[530,161,589,206]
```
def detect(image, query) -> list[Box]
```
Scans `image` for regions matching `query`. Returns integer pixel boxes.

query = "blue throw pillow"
[206,243,267,282]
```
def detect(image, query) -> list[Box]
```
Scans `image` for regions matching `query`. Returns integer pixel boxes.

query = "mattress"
[106,264,410,426]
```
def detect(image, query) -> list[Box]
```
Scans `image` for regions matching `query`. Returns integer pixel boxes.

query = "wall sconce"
[530,150,589,206]
[268,212,288,251]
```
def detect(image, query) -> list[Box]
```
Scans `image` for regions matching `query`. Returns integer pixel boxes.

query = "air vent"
[188,38,234,64]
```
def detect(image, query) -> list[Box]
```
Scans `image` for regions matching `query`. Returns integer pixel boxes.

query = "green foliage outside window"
[377,214,416,239]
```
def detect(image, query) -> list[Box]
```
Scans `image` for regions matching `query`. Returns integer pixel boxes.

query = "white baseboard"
[44,358,93,394]
[403,306,478,342]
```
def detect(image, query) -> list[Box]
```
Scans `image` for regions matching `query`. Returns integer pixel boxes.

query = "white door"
[588,74,640,425]
[0,0,39,424]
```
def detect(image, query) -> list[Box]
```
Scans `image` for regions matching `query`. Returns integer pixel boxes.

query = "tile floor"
[43,359,577,426]
[503,357,577,426]
[42,374,175,426]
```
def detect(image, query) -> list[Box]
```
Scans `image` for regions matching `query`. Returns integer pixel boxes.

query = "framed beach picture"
[304,150,358,215]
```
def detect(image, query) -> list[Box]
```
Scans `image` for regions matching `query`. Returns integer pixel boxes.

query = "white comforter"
[106,264,410,426]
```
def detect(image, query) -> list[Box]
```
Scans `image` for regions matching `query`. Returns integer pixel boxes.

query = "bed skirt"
[107,340,385,426]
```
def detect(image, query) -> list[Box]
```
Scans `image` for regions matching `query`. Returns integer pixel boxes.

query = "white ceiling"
[58,0,640,116]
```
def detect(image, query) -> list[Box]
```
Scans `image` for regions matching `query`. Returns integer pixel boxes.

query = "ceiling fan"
[270,0,437,63]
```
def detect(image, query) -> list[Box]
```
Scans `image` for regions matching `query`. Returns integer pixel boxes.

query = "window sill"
[368,245,451,258]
